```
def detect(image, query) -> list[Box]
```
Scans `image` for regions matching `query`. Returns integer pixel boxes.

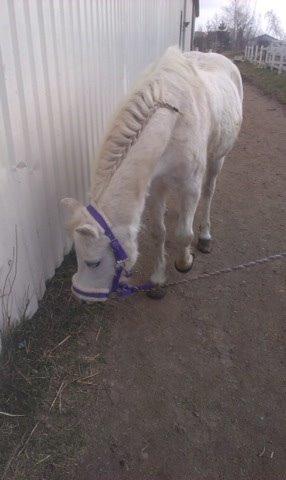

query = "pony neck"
[96,157,150,235]
[90,107,177,249]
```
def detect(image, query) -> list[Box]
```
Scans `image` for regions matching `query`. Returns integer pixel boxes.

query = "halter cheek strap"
[73,204,153,299]
[86,204,128,263]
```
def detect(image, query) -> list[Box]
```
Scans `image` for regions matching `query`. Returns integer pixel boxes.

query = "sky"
[197,0,286,32]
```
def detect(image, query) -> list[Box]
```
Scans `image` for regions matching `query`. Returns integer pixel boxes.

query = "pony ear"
[60,197,86,234]
[60,197,82,215]
[75,224,99,239]
[60,198,99,239]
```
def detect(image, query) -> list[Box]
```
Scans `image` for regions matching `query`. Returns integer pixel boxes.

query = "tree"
[200,0,261,53]
[218,21,227,32]
[265,10,285,40]
[217,22,230,51]
[206,14,221,33]
[221,0,260,51]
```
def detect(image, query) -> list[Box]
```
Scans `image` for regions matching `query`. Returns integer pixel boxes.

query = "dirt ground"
[71,83,286,479]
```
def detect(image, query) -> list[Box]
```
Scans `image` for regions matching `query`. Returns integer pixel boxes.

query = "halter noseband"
[71,204,153,301]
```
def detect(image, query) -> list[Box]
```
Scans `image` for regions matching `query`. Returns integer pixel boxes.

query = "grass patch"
[236,60,286,104]
[0,252,106,479]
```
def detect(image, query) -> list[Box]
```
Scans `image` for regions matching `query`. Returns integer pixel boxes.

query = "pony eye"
[85,260,101,268]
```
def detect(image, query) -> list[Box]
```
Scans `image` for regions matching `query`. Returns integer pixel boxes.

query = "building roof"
[253,34,278,42]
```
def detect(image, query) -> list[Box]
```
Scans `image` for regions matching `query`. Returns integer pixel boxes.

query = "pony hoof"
[174,257,194,274]
[146,285,167,300]
[197,237,211,254]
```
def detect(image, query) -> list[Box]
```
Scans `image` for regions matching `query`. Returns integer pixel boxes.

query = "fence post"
[250,45,254,62]
[278,54,283,74]
[259,46,263,66]
[254,45,259,63]
[265,50,269,66]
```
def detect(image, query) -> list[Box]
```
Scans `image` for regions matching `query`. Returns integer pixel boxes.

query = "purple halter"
[71,204,153,301]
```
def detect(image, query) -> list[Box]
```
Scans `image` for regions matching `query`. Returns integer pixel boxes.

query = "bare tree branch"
[265,10,286,40]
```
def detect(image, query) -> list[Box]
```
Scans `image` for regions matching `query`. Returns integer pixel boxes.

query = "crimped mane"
[91,47,192,200]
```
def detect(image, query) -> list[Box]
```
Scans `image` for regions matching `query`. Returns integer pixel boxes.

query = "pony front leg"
[175,222,195,273]
[198,156,224,253]
[147,182,168,299]
[175,180,202,273]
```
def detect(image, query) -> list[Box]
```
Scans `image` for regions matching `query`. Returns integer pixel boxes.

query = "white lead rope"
[138,252,286,292]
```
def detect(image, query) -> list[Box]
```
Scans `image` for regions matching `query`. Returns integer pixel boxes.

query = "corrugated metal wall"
[0,0,193,330]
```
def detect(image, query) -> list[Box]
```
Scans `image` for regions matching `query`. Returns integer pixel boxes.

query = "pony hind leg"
[198,156,225,253]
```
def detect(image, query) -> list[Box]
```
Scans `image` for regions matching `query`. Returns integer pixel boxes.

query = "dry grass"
[0,252,107,480]
[236,60,286,104]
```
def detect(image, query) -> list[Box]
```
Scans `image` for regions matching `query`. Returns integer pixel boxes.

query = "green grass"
[0,252,106,480]
[237,60,286,104]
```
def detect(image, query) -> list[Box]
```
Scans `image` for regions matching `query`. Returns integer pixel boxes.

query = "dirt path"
[75,83,286,480]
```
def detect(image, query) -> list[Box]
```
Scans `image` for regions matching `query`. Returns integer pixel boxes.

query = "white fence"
[0,0,195,331]
[245,41,286,74]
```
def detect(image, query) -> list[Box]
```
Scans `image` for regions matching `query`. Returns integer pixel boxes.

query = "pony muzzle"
[71,284,109,302]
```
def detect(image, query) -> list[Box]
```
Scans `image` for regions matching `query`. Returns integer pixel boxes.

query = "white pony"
[61,47,243,301]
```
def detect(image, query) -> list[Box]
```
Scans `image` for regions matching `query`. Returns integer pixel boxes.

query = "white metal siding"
[0,0,192,329]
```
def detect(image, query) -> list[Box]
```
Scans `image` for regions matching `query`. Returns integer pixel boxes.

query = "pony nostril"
[85,260,101,268]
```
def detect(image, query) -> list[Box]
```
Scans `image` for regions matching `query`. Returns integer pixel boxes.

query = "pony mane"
[91,46,192,200]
